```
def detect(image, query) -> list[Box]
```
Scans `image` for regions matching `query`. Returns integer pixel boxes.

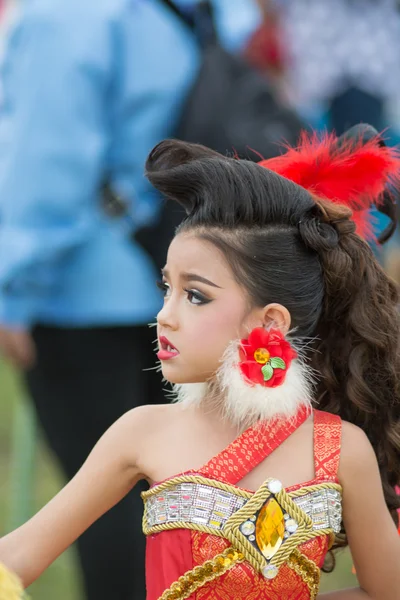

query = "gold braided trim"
[142,474,252,501]
[287,549,321,600]
[158,546,244,600]
[143,519,227,537]
[289,482,342,498]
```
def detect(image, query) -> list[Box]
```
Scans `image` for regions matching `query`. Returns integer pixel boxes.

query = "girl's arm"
[0,405,151,588]
[318,423,400,599]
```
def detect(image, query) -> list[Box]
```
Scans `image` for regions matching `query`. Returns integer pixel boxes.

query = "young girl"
[1,125,400,600]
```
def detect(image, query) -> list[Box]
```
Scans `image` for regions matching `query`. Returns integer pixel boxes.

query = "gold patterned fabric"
[192,532,327,600]
[158,546,245,600]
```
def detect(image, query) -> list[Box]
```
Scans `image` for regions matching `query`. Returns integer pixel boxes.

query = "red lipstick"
[157,336,179,361]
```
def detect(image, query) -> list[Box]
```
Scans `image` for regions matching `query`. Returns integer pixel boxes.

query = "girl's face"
[157,233,260,384]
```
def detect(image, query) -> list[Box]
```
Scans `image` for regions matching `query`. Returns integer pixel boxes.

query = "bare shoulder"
[340,419,374,456]
[338,419,378,481]
[115,403,187,462]
[119,403,183,438]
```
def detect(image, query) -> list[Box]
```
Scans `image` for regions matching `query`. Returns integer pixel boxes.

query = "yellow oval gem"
[255,498,285,560]
[254,348,270,364]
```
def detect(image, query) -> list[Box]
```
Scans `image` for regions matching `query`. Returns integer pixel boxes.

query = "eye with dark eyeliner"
[183,288,212,305]
[156,280,211,305]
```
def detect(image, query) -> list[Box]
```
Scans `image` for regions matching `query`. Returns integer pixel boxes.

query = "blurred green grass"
[0,360,83,600]
[0,359,357,599]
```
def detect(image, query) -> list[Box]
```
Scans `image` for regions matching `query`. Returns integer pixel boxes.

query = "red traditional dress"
[143,409,342,600]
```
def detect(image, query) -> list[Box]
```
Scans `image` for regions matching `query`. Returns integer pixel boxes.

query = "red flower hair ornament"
[239,328,297,388]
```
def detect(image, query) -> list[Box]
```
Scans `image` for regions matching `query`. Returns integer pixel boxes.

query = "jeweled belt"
[142,475,342,599]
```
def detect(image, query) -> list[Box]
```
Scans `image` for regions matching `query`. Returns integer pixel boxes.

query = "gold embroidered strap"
[287,549,321,600]
[314,409,342,479]
[158,546,244,600]
[198,406,311,485]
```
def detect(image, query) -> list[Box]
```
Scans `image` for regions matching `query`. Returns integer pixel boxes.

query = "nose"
[157,300,179,331]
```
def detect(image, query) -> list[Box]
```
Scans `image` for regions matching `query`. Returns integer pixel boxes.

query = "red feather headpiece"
[259,125,400,242]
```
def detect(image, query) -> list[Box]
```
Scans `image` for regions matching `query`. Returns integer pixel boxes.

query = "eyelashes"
[156,280,169,294]
[156,280,211,306]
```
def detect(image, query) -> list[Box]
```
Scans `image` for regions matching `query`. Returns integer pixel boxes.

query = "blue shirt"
[0,0,260,327]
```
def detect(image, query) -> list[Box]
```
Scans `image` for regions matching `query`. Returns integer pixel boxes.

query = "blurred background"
[0,0,399,598]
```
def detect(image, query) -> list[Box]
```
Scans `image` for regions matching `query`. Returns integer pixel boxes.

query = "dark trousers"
[25,324,165,600]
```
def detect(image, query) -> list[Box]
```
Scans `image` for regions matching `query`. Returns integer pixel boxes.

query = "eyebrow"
[162,269,222,289]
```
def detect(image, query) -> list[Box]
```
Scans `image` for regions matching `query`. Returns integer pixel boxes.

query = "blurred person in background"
[244,0,288,97]
[277,0,400,264]
[0,1,18,54]
[278,0,400,135]
[0,0,261,599]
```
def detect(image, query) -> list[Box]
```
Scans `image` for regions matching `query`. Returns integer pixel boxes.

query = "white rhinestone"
[262,564,279,579]
[267,479,282,494]
[284,513,290,520]
[250,516,257,522]
[249,534,256,542]
[283,531,290,539]
[240,521,256,536]
[286,519,298,534]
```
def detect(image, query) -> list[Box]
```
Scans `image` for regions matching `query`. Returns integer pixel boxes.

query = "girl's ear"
[261,303,291,334]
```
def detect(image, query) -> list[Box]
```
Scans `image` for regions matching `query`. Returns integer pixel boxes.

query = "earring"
[239,327,297,388]
[170,327,314,428]
[216,327,313,427]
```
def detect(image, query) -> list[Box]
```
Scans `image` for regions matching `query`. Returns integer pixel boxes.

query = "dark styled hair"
[146,139,400,567]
